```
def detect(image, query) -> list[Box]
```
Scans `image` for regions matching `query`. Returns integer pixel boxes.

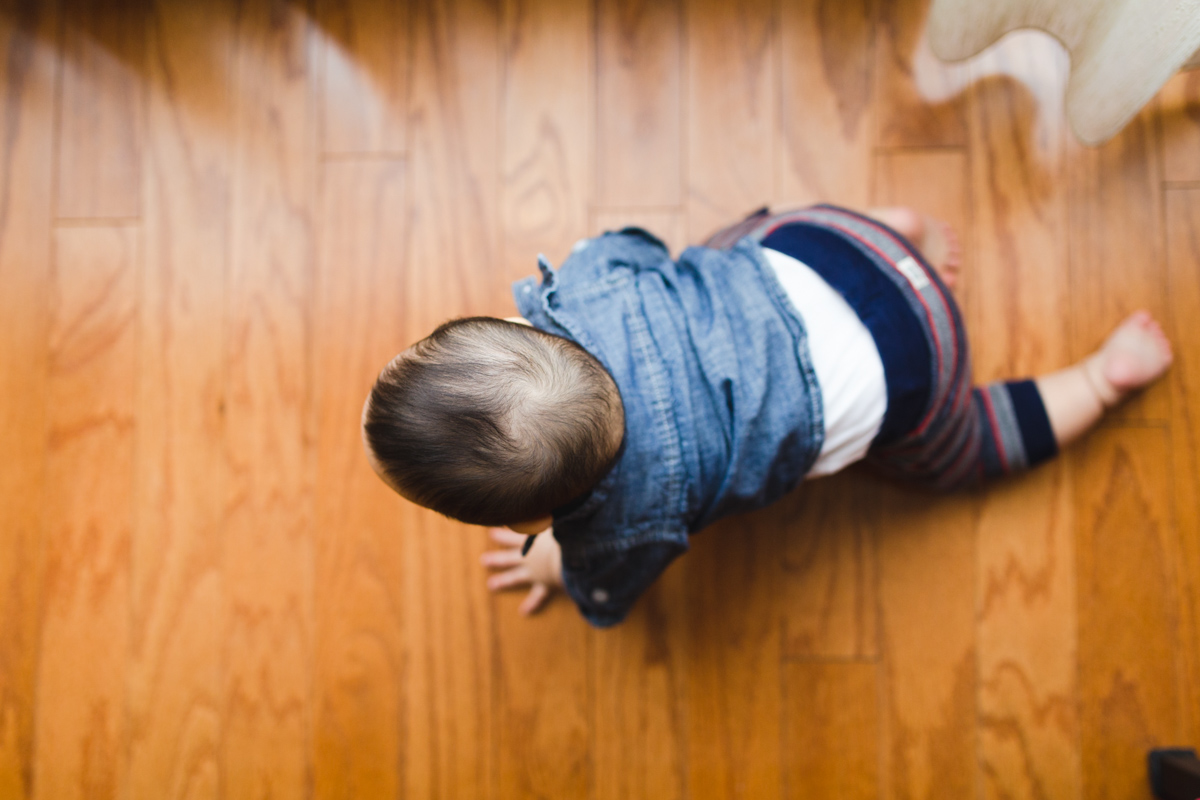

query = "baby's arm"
[481,526,563,615]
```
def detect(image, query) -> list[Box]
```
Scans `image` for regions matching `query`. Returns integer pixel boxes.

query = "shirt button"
[591,588,609,604]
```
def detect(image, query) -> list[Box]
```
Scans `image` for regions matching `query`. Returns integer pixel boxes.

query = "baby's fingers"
[488,527,527,547]
[486,565,531,592]
[519,583,551,616]
[480,548,524,569]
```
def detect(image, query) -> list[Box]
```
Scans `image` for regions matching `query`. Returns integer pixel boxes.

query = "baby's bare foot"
[1084,311,1173,407]
[867,206,961,289]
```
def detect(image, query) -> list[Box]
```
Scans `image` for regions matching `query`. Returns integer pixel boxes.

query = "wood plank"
[1164,189,1200,749]
[1159,70,1200,183]
[875,0,968,148]
[593,568,688,800]
[128,1,232,796]
[316,0,409,156]
[780,472,878,660]
[976,466,1080,800]
[222,2,316,795]
[965,35,1070,384]
[496,1,592,797]
[782,662,880,800]
[777,0,876,209]
[684,511,786,800]
[55,0,143,219]
[1068,104,1169,422]
[876,486,977,800]
[1075,427,1190,800]
[402,0,501,795]
[592,209,687,256]
[500,0,591,272]
[594,0,683,208]
[312,160,410,800]
[34,225,137,800]
[964,37,1082,800]
[0,3,57,796]
[684,0,776,241]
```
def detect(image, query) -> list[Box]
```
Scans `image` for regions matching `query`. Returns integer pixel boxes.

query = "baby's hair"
[364,317,624,526]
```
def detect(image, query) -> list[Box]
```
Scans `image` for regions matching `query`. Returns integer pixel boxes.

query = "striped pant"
[705,205,1058,491]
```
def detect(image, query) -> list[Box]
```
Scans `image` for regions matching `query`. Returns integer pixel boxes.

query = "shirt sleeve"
[558,538,688,628]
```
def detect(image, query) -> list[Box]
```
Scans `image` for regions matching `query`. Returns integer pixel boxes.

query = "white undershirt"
[761,247,887,477]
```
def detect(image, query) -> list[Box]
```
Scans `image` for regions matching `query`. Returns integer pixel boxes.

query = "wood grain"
[875,485,977,800]
[0,3,57,796]
[129,2,232,796]
[780,473,878,660]
[316,0,409,156]
[55,0,143,219]
[777,0,876,209]
[222,2,316,795]
[497,1,593,796]
[401,0,501,795]
[964,37,1082,800]
[1067,104,1169,422]
[1164,189,1200,749]
[593,569,688,800]
[783,661,880,800]
[1075,428,1189,800]
[875,0,967,148]
[312,160,409,800]
[34,225,138,800]
[595,0,683,208]
[1160,71,1200,183]
[684,0,776,241]
[683,512,785,800]
[965,35,1070,384]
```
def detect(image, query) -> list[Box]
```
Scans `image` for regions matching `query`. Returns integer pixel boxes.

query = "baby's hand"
[481,526,564,616]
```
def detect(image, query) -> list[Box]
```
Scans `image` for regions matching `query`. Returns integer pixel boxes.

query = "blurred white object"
[926,0,1200,144]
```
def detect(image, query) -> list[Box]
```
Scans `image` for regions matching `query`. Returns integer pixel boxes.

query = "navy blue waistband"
[760,222,932,444]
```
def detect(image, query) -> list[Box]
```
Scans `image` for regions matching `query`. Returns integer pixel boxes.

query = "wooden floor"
[1,0,1198,797]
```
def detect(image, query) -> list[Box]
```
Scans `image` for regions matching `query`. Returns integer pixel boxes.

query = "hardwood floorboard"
[782,661,880,800]
[34,225,138,800]
[496,1,593,796]
[593,570,689,800]
[1160,71,1200,183]
[0,4,57,796]
[875,0,967,148]
[129,2,233,796]
[779,473,878,660]
[875,485,978,800]
[312,160,409,800]
[684,0,776,241]
[1075,428,1188,800]
[315,0,409,156]
[221,2,316,795]
[683,511,786,800]
[55,0,143,219]
[777,0,876,209]
[402,1,501,795]
[594,0,683,208]
[1068,106,1169,423]
[1164,189,1200,749]
[965,39,1082,800]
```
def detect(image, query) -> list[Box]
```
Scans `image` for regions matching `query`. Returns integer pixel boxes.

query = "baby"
[362,205,1172,627]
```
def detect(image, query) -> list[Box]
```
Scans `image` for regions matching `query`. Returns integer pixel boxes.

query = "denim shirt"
[512,229,823,627]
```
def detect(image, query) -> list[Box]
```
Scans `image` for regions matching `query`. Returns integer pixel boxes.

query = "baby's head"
[362,317,624,527]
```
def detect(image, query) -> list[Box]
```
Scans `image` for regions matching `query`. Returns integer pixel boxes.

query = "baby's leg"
[1036,311,1173,447]
[866,207,962,288]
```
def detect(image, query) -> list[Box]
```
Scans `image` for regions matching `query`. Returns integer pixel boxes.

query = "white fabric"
[761,247,887,477]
